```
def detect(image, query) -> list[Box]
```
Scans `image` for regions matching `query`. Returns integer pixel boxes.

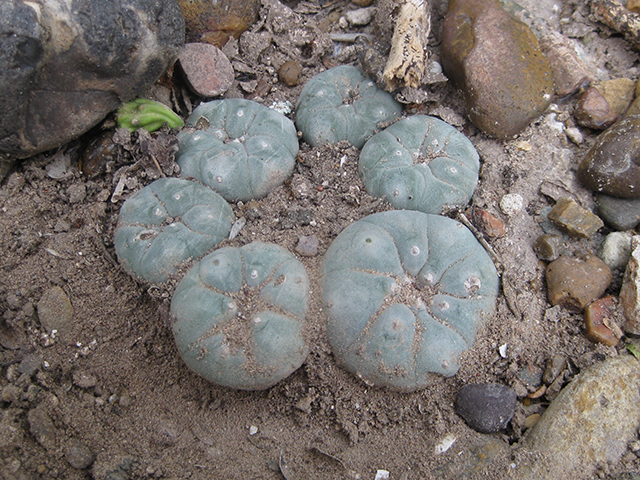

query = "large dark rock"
[0,0,185,159]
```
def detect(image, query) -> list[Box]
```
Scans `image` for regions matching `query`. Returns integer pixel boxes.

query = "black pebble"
[455,383,517,433]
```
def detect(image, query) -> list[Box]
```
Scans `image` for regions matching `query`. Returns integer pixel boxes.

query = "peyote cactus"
[359,115,480,214]
[116,98,184,133]
[170,242,310,390]
[114,178,234,284]
[295,65,403,148]
[322,210,499,391]
[175,99,299,202]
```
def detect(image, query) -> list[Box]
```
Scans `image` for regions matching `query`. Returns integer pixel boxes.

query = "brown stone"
[546,255,612,311]
[178,0,260,47]
[547,198,604,238]
[577,115,640,198]
[279,61,303,87]
[441,0,553,138]
[471,207,506,238]
[539,31,595,97]
[178,43,234,98]
[584,296,623,346]
[574,87,618,130]
[594,78,636,116]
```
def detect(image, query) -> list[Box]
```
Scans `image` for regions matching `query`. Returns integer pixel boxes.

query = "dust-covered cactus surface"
[295,65,403,148]
[322,210,499,391]
[170,242,311,390]
[359,115,480,214]
[175,98,299,202]
[114,177,235,284]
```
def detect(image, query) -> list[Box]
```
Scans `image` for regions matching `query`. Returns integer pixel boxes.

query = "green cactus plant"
[295,65,403,148]
[175,99,299,203]
[359,115,480,214]
[116,98,184,133]
[114,177,235,284]
[322,210,499,391]
[170,242,310,390]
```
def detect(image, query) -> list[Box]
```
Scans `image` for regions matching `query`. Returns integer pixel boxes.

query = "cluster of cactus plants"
[114,66,497,391]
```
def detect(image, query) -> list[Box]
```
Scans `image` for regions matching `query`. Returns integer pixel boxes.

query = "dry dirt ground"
[1,0,639,479]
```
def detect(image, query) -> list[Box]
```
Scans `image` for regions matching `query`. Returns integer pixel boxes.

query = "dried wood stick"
[382,0,431,90]
[591,0,640,51]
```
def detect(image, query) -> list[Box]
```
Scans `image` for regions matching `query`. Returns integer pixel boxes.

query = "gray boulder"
[0,0,184,159]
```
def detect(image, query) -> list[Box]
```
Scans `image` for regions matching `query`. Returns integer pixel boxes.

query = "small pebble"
[574,86,618,130]
[455,383,517,434]
[73,370,98,389]
[516,364,543,392]
[564,126,584,145]
[65,439,95,469]
[471,207,506,238]
[500,193,524,216]
[545,254,612,311]
[596,193,640,231]
[620,235,640,334]
[594,78,636,116]
[599,231,634,270]
[352,0,373,6]
[533,234,563,262]
[28,408,57,450]
[18,353,44,376]
[547,198,603,238]
[578,115,640,198]
[278,60,302,87]
[345,7,376,26]
[584,295,623,347]
[37,286,74,342]
[542,354,567,386]
[178,43,234,98]
[295,235,319,257]
[67,184,87,204]
[538,31,594,97]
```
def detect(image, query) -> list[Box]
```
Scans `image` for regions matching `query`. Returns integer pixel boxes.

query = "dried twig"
[382,0,431,90]
[591,0,640,50]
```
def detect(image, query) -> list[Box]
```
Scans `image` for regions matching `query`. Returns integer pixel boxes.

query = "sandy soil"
[1,1,639,479]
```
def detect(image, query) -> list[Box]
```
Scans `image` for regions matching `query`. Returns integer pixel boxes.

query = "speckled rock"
[455,383,517,433]
[513,355,640,480]
[578,116,640,198]
[178,43,233,98]
[620,236,640,334]
[545,255,612,311]
[0,0,185,159]
[441,0,553,138]
[596,193,640,230]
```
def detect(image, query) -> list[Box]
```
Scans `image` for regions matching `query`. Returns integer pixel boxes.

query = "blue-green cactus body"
[322,210,498,391]
[359,115,480,214]
[171,242,310,390]
[176,99,299,202]
[114,178,234,284]
[295,66,403,148]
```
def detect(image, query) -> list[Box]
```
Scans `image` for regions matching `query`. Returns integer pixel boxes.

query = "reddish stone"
[584,296,623,347]
[178,43,234,98]
[574,87,618,130]
[471,207,506,238]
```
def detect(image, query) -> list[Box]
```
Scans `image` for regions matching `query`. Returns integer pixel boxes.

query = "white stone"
[500,193,524,216]
[374,470,390,480]
[599,231,633,270]
[345,7,376,26]
[619,235,640,334]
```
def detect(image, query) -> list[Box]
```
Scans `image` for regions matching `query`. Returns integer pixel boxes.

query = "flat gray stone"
[0,0,184,159]
[596,193,640,231]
